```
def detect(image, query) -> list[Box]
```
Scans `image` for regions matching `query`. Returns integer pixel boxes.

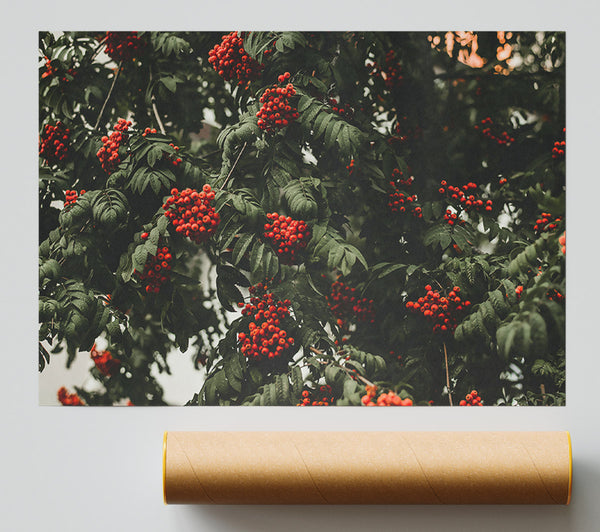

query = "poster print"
[39,31,565,406]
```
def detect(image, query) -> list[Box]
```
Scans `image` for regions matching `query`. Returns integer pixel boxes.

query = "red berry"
[104,32,143,62]
[97,119,131,174]
[39,122,70,166]
[209,32,264,86]
[162,186,220,244]
[256,80,299,133]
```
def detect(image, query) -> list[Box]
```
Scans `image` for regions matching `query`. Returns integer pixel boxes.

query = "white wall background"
[3,2,600,531]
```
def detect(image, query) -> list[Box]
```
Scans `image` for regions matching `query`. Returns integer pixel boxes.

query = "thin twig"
[152,98,166,135]
[94,61,123,130]
[443,342,453,406]
[200,148,223,159]
[89,35,108,63]
[220,142,247,190]
[148,68,166,135]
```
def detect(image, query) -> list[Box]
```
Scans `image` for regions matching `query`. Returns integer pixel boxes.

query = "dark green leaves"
[298,96,364,157]
[424,224,453,250]
[150,32,191,57]
[216,264,249,311]
[310,226,368,277]
[282,177,319,219]
[232,233,254,265]
[91,189,129,230]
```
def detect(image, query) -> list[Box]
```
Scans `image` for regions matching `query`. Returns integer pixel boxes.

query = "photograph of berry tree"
[39,31,565,406]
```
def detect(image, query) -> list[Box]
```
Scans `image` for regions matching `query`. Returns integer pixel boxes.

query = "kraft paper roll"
[163,431,572,505]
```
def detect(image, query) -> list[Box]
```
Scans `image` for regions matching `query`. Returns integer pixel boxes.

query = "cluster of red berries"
[559,231,566,254]
[297,385,335,406]
[237,282,295,361]
[97,118,131,174]
[548,289,565,303]
[263,213,310,264]
[391,168,414,188]
[515,285,524,299]
[208,31,264,86]
[459,390,483,406]
[41,56,56,79]
[168,143,183,167]
[388,184,421,218]
[40,56,76,81]
[499,177,508,186]
[439,180,493,213]
[64,189,85,207]
[136,237,173,293]
[406,285,471,334]
[443,208,466,227]
[104,32,143,62]
[388,167,419,216]
[533,212,563,233]
[552,128,566,159]
[361,385,413,406]
[90,343,121,377]
[370,50,403,90]
[57,386,84,406]
[327,280,375,328]
[328,98,353,118]
[141,127,157,136]
[346,158,357,176]
[256,73,299,133]
[389,116,423,144]
[162,185,220,244]
[474,117,515,145]
[39,122,70,166]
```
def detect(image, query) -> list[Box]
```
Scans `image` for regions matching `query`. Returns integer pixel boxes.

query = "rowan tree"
[39,31,565,406]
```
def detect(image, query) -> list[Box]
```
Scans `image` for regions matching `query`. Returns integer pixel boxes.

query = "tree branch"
[148,68,166,135]
[94,62,122,130]
[443,342,453,406]
[220,142,247,190]
[89,35,108,64]
[152,98,166,135]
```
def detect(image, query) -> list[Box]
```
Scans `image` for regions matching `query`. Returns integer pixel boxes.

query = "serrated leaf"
[313,111,334,139]
[132,245,148,271]
[224,355,244,393]
[232,233,254,265]
[324,119,344,150]
[298,95,313,112]
[250,241,265,274]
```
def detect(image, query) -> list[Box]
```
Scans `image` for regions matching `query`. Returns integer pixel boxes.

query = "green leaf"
[224,354,244,393]
[375,263,406,279]
[147,146,162,167]
[132,244,149,271]
[232,233,254,265]
[313,111,334,140]
[298,95,313,113]
[497,323,517,361]
[324,119,344,151]
[250,241,265,274]
[216,276,243,312]
[160,77,177,93]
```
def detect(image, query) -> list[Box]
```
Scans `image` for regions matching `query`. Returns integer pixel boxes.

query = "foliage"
[39,31,565,406]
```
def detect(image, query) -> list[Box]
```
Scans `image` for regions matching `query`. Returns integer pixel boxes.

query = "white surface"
[3,2,600,531]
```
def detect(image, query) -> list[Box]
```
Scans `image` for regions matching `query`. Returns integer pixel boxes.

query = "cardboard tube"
[163,431,572,505]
